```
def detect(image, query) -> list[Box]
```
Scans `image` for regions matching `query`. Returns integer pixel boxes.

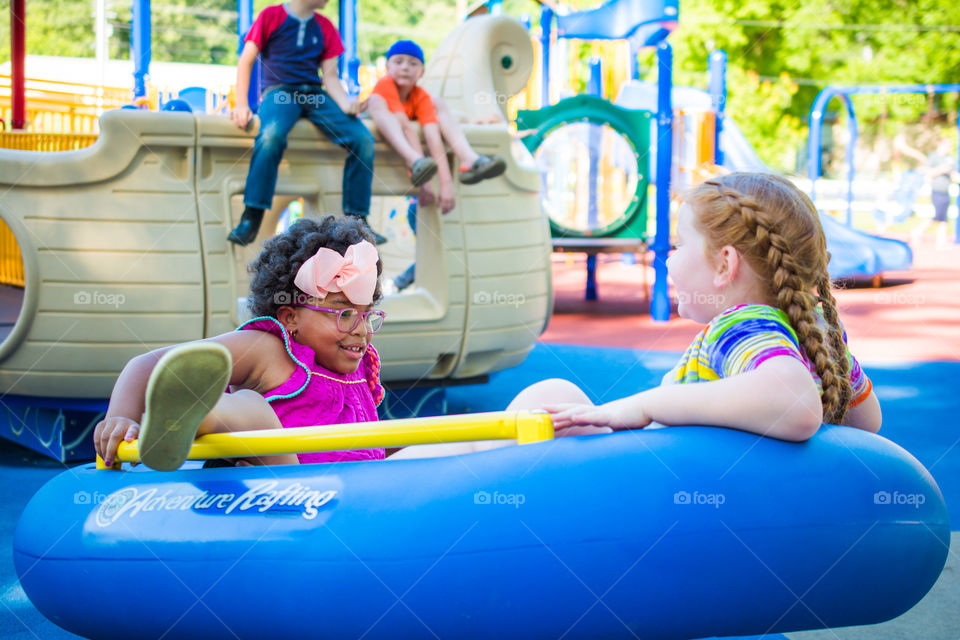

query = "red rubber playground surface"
[543,234,960,362]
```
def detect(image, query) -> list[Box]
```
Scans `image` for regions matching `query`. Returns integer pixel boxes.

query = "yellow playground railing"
[101,411,555,469]
[0,74,137,148]
[0,131,98,151]
[0,217,25,288]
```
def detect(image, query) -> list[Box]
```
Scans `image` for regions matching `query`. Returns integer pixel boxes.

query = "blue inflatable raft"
[14,425,950,639]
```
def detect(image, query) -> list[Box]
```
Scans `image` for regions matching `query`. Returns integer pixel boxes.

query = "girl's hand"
[555,424,614,437]
[545,398,651,431]
[94,417,140,467]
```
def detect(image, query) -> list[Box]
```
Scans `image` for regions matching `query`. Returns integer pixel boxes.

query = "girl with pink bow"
[94,216,388,471]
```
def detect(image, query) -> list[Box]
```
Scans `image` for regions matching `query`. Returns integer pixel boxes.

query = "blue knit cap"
[386,40,424,64]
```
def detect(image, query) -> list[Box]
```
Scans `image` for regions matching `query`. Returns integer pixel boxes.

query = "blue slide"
[616,81,913,279]
[556,0,678,43]
[717,118,913,278]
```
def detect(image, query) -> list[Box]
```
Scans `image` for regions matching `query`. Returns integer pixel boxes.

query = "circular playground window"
[534,122,640,235]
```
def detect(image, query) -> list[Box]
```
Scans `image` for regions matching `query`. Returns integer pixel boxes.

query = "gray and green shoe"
[460,154,506,185]
[138,342,232,471]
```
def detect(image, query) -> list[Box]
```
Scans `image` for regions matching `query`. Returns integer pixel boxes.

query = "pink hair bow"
[293,241,378,305]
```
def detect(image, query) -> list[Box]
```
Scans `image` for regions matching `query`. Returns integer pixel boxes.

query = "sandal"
[138,342,232,471]
[459,154,506,185]
[410,157,438,187]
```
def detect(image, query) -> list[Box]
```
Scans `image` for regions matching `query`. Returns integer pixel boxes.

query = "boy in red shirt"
[228,0,381,245]
[367,40,506,214]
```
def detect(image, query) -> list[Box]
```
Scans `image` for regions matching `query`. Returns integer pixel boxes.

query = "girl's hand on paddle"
[94,417,140,466]
[555,424,614,437]
[545,398,651,432]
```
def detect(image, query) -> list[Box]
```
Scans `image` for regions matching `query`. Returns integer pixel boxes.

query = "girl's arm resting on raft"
[841,389,881,433]
[548,356,824,442]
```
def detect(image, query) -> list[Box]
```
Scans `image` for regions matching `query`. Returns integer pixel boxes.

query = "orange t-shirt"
[371,76,438,125]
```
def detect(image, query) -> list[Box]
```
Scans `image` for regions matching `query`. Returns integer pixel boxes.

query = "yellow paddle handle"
[99,410,554,469]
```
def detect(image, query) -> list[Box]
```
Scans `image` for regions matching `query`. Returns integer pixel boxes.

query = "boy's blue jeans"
[243,84,374,217]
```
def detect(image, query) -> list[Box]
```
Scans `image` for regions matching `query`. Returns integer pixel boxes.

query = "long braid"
[815,272,852,423]
[690,175,851,425]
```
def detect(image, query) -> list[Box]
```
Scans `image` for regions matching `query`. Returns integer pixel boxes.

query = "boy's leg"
[433,97,479,167]
[367,94,422,167]
[398,114,423,160]
[393,113,437,187]
[304,90,375,220]
[434,96,506,185]
[232,87,303,245]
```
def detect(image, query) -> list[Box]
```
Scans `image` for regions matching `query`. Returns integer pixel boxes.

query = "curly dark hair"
[247,216,383,318]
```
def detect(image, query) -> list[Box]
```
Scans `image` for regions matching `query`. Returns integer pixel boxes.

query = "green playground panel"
[517,95,652,240]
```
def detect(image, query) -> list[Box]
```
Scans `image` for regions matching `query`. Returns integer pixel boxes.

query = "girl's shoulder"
[223,317,297,391]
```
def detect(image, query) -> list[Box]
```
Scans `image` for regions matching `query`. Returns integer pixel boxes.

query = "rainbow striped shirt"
[672,304,872,406]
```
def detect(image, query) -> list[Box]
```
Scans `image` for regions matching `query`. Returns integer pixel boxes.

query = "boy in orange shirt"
[367,40,506,214]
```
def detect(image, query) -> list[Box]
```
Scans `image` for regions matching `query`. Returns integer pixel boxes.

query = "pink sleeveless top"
[238,317,385,464]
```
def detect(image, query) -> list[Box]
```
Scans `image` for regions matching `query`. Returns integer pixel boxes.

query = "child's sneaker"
[460,155,506,185]
[410,157,438,187]
[394,263,415,291]
[227,206,265,246]
[138,342,232,471]
[346,213,388,245]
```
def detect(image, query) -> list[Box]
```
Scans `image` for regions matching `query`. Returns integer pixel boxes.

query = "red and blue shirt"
[244,3,344,89]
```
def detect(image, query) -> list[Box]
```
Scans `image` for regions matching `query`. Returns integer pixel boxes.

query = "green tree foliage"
[667,0,960,172]
[0,0,97,59]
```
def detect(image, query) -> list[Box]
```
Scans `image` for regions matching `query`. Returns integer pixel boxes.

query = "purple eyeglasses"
[297,304,386,333]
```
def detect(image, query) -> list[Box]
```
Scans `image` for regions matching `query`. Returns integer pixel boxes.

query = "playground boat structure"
[0,16,552,459]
